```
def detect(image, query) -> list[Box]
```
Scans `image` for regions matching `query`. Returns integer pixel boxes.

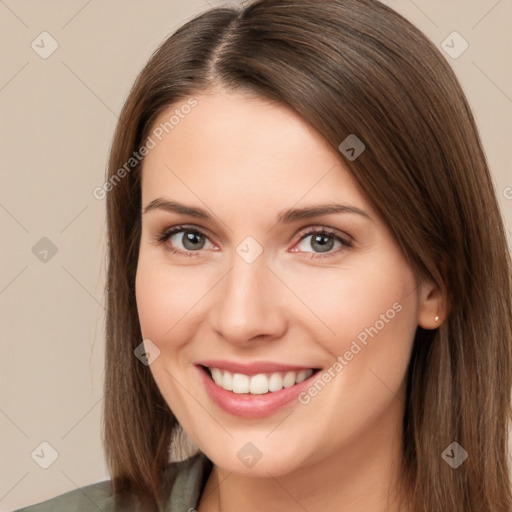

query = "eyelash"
[153,224,353,260]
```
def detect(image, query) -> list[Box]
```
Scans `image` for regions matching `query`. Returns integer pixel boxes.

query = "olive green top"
[13,451,212,512]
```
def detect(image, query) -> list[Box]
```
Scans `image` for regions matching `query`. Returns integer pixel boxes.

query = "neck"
[198,396,412,512]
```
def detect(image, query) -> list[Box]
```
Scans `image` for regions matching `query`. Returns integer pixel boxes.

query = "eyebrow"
[143,198,371,224]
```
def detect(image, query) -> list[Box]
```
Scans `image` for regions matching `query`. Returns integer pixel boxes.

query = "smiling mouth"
[199,365,321,395]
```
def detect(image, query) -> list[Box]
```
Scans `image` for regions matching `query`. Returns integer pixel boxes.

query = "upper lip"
[196,359,318,376]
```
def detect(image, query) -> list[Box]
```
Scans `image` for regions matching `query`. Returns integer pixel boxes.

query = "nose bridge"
[211,247,286,343]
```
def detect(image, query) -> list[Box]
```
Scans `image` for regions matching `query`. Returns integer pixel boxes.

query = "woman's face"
[135,88,436,476]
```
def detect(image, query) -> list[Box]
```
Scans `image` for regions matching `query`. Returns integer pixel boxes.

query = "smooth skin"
[135,87,444,512]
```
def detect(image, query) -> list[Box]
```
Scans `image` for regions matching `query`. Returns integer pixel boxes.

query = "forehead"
[140,90,369,216]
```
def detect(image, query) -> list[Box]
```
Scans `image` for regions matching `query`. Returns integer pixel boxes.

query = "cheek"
[281,258,418,450]
[278,253,419,396]
[135,254,208,412]
[135,251,210,342]
[285,262,417,344]
[135,258,170,340]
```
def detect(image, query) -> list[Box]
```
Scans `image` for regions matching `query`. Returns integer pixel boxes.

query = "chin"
[194,433,316,477]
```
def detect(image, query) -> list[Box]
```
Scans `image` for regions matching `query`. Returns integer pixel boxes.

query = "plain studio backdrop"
[0,1,511,511]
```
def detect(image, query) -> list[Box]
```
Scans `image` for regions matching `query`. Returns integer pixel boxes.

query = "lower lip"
[197,366,319,419]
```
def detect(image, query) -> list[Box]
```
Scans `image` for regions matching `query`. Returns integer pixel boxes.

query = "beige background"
[1,0,511,510]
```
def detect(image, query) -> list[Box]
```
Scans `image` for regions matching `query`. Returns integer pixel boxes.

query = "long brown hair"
[102,0,512,510]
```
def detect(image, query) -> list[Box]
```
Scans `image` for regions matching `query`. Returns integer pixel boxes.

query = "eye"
[291,228,352,258]
[155,225,216,257]
[154,224,352,259]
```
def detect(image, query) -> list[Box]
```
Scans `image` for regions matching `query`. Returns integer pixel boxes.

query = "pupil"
[183,231,205,250]
[312,233,333,253]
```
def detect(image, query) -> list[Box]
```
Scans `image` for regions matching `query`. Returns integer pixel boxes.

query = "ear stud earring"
[434,315,439,323]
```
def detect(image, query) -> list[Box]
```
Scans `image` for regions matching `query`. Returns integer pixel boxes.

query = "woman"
[15,0,512,510]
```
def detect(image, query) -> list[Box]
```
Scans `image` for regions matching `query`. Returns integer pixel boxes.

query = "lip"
[196,359,316,376]
[196,364,321,419]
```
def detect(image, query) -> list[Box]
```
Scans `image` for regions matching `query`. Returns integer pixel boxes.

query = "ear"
[417,278,446,329]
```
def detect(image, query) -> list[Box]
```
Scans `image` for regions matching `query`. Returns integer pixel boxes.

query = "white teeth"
[249,374,268,394]
[268,372,283,392]
[232,373,250,394]
[211,368,223,386]
[223,370,233,391]
[282,371,296,388]
[208,367,314,394]
[296,370,310,383]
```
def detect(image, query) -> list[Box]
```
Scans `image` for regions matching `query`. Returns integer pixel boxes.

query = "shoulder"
[13,451,213,512]
[12,479,113,512]
[165,450,213,510]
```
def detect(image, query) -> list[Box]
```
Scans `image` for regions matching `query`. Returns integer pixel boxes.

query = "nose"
[209,251,288,346]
